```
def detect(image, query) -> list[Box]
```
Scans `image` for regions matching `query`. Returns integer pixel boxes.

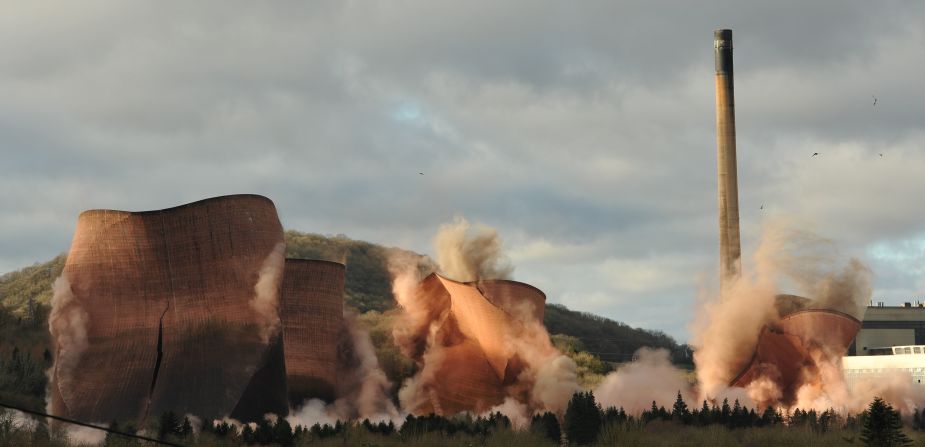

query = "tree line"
[83,391,913,446]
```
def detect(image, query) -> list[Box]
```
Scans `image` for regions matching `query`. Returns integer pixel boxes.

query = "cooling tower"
[409,273,547,415]
[476,280,546,322]
[730,309,861,406]
[715,28,741,288]
[49,195,288,423]
[279,259,345,406]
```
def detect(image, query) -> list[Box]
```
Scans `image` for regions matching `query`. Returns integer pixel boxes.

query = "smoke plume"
[65,424,108,446]
[387,250,439,360]
[433,216,513,281]
[335,311,400,421]
[595,348,695,413]
[251,242,286,344]
[47,274,89,414]
[691,220,874,409]
[578,221,896,416]
[484,397,531,429]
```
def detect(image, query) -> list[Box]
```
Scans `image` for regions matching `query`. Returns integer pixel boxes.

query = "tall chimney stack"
[714,29,741,289]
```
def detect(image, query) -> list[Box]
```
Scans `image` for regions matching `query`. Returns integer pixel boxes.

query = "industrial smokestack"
[714,29,741,289]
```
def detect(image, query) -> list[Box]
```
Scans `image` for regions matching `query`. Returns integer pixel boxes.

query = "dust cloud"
[251,242,286,344]
[433,216,513,281]
[47,274,89,414]
[690,220,883,411]
[594,348,695,413]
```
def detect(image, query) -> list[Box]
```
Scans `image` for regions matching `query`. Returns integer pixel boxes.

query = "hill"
[0,231,683,363]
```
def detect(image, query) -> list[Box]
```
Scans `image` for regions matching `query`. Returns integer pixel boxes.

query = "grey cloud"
[2,1,925,341]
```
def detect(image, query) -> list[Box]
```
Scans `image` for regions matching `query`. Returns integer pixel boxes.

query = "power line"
[0,401,184,447]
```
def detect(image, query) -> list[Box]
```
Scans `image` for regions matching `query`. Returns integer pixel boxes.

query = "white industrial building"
[842,303,925,386]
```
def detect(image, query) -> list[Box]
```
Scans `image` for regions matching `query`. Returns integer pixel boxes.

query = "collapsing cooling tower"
[279,259,345,406]
[730,308,861,405]
[50,195,288,423]
[411,274,546,415]
[711,30,863,404]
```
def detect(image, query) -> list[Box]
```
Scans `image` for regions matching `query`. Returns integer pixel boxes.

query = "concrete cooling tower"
[731,309,861,405]
[279,259,345,406]
[411,274,546,415]
[49,195,288,423]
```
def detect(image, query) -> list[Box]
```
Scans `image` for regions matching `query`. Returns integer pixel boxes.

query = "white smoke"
[594,348,695,414]
[64,424,108,446]
[433,216,513,281]
[3,408,38,431]
[251,242,286,344]
[530,354,580,412]
[47,274,89,413]
[337,312,400,421]
[287,399,339,428]
[483,397,530,429]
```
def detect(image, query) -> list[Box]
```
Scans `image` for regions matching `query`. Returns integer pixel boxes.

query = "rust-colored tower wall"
[51,195,287,423]
[731,309,861,405]
[410,273,547,415]
[715,28,741,287]
[477,280,546,322]
[423,339,505,415]
[279,259,345,406]
[440,276,515,379]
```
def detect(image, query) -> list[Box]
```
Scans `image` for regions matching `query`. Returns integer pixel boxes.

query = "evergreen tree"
[274,417,294,447]
[791,408,805,427]
[671,392,690,424]
[860,397,911,447]
[658,405,670,421]
[819,409,839,433]
[178,416,193,439]
[530,412,561,444]
[720,398,731,425]
[564,391,603,445]
[807,409,819,431]
[254,418,274,444]
[760,406,777,427]
[157,411,181,440]
[643,400,658,423]
[730,399,742,428]
[698,400,712,426]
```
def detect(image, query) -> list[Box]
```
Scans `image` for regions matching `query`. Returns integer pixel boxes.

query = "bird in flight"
[419,172,424,175]
[872,95,878,106]
[879,153,883,158]
[812,152,819,157]
[760,205,764,210]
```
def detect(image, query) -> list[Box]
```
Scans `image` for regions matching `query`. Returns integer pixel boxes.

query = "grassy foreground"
[4,411,925,447]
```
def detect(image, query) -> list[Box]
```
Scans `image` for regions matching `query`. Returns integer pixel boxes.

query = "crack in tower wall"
[149,302,170,396]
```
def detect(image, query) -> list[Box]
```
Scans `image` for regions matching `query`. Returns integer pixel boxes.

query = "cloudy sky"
[3,1,925,341]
